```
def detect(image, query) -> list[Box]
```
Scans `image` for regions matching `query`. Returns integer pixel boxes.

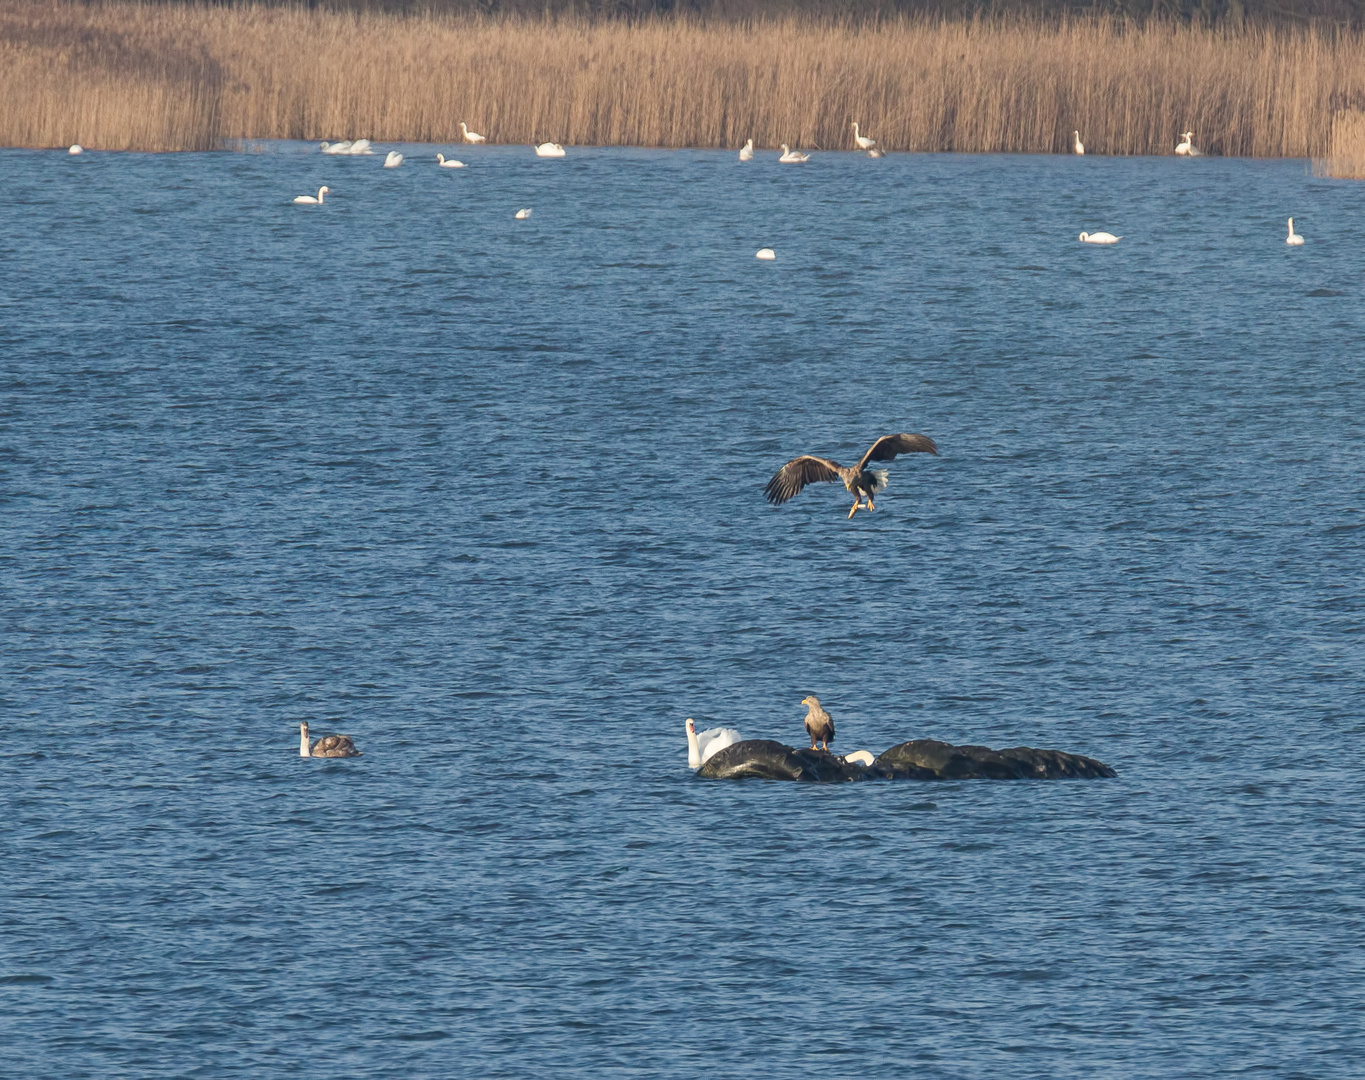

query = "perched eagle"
[801,696,835,751]
[765,432,938,518]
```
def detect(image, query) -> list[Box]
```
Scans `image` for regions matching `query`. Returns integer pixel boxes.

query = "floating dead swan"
[299,722,361,758]
[697,738,1115,781]
[755,248,776,260]
[801,695,834,750]
[686,718,743,769]
[1079,231,1121,244]
[765,432,939,518]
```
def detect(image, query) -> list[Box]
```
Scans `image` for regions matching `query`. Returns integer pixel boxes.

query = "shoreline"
[3,2,1365,171]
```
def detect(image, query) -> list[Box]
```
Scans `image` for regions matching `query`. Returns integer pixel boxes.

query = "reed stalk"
[4,1,1365,156]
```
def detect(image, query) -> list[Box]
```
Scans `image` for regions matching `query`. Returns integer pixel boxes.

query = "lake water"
[2,143,1363,1078]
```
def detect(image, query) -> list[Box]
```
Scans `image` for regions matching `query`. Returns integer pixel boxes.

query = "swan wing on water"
[696,726,743,764]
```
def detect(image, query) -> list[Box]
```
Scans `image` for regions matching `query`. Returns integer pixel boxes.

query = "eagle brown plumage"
[765,432,937,518]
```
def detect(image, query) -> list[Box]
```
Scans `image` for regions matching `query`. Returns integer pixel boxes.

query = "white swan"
[778,144,810,163]
[300,721,361,758]
[1176,131,1199,156]
[851,122,876,150]
[293,185,330,205]
[436,154,465,168]
[347,139,374,155]
[384,151,403,168]
[1073,130,1085,155]
[535,142,566,158]
[756,248,776,260]
[319,140,352,155]
[739,138,754,161]
[1079,231,1120,244]
[1286,217,1305,245]
[686,718,742,769]
[515,208,532,219]
[460,122,486,144]
[844,750,875,766]
[68,144,83,155]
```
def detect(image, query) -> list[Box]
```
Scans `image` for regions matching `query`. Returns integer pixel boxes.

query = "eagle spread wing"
[857,433,938,471]
[764,456,844,504]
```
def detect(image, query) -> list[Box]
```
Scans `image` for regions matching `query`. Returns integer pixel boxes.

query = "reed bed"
[4,1,1365,157]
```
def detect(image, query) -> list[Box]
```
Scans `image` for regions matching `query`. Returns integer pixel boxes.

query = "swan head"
[319,186,330,195]
[780,143,790,153]
[685,717,696,734]
[1078,232,1089,241]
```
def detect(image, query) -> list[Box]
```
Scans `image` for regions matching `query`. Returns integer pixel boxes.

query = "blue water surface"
[2,143,1363,1078]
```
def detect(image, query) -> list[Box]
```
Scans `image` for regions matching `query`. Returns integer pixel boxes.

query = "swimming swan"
[515,208,532,219]
[68,144,83,155]
[851,122,876,150]
[320,140,352,155]
[293,186,330,205]
[1286,217,1304,245]
[460,123,486,144]
[348,139,374,155]
[384,151,403,168]
[739,138,754,161]
[1073,130,1085,155]
[300,722,361,757]
[779,144,810,163]
[756,248,776,260]
[1176,131,1199,156]
[1079,231,1121,244]
[437,154,465,168]
[686,718,743,769]
[535,142,566,157]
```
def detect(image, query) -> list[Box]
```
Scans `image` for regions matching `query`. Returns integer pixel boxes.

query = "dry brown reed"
[4,1,1365,155]
[1317,109,1365,176]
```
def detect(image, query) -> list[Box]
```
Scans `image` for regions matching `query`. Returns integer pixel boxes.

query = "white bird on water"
[535,142,566,158]
[756,248,776,260]
[436,154,465,168]
[739,138,754,161]
[384,151,403,168]
[851,122,876,150]
[293,185,330,205]
[778,144,810,163]
[319,140,352,155]
[68,144,83,155]
[348,139,374,155]
[686,718,742,769]
[1079,231,1121,244]
[460,122,486,144]
[1176,131,1199,156]
[515,208,532,219]
[1073,130,1085,155]
[1286,217,1305,245]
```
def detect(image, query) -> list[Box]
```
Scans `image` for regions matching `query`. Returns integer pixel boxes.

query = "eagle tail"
[869,469,890,493]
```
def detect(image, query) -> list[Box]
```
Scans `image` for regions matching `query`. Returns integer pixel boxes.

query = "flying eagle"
[764,432,938,518]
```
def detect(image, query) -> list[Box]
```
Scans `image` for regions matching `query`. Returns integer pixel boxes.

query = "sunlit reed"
[3,2,1364,157]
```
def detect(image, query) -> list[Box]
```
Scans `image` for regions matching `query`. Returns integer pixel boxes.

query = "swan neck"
[686,721,700,769]
[300,723,311,757]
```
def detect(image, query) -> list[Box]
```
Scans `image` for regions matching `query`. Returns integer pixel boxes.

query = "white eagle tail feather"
[869,469,890,493]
